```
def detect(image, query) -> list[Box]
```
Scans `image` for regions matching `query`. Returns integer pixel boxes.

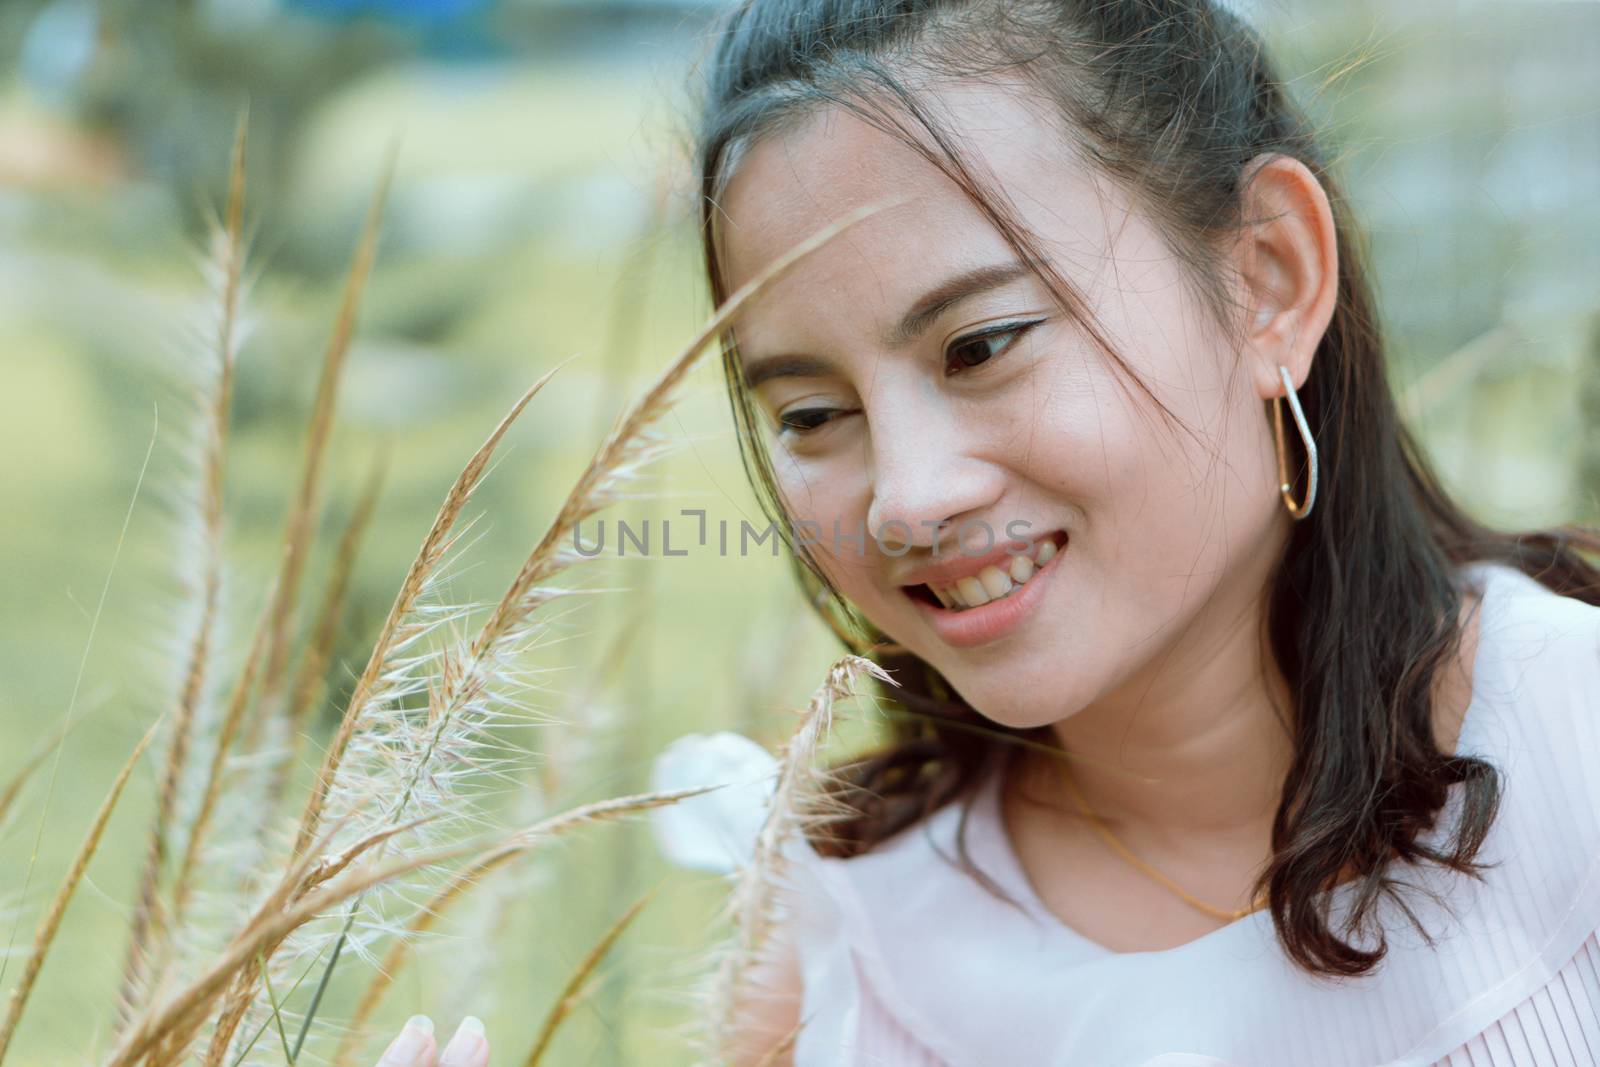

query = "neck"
[1036,570,1295,847]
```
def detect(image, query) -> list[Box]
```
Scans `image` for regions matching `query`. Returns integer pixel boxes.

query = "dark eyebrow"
[740,353,834,391]
[882,260,1033,348]
[739,259,1033,390]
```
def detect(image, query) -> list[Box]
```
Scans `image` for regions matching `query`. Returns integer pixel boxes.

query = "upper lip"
[893,528,1066,590]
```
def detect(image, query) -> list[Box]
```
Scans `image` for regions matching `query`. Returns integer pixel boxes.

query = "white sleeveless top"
[776,560,1600,1066]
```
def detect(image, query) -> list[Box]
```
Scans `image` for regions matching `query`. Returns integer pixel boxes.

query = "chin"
[876,624,1072,725]
[938,673,1080,732]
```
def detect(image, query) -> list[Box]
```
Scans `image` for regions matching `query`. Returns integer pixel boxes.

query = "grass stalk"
[265,451,388,822]
[108,787,713,1066]
[521,883,661,1067]
[0,714,165,1062]
[704,655,897,1065]
[244,144,397,755]
[225,940,334,1067]
[0,715,83,835]
[169,576,284,926]
[269,193,908,1056]
[108,819,480,1067]
[254,950,294,1062]
[0,406,157,1008]
[330,789,714,1065]
[288,362,564,867]
[116,108,250,1037]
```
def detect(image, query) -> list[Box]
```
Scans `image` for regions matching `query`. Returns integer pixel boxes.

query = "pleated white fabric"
[778,560,1600,1066]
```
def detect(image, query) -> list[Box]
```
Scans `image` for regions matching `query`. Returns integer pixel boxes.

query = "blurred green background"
[0,0,1596,1063]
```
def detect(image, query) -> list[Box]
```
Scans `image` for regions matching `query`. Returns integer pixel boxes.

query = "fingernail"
[379,1015,433,1067]
[439,1015,486,1066]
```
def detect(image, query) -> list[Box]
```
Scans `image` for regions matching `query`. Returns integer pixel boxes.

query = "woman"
[687,0,1600,1064]
[371,1,1600,1064]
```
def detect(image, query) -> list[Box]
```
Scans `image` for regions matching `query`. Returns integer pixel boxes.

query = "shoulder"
[1483,557,1600,627]
[1473,561,1600,717]
[1381,564,1600,1063]
[775,790,997,1067]
[778,768,1071,999]
[789,783,987,911]
[1445,560,1600,894]
[724,909,805,1067]
[778,786,973,924]
[1456,561,1600,787]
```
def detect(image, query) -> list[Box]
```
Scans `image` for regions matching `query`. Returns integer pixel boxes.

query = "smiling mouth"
[902,530,1067,612]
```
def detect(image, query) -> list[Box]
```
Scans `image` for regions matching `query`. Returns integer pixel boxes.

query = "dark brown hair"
[688,0,1600,978]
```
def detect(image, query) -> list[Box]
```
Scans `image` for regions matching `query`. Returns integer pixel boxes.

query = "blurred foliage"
[0,0,1596,1063]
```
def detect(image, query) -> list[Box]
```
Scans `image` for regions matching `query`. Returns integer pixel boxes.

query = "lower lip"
[907,536,1066,649]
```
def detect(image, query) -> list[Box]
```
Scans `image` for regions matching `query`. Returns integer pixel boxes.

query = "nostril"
[887,522,940,554]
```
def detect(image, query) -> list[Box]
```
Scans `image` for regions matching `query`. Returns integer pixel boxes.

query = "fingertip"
[378,1014,437,1067]
[439,1014,488,1067]
[470,1015,491,1066]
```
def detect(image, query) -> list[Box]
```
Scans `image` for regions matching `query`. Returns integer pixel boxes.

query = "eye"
[944,318,1045,375]
[776,405,854,438]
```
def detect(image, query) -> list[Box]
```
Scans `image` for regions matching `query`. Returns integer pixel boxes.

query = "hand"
[376,1014,489,1067]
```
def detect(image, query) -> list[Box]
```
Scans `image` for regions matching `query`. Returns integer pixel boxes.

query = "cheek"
[772,447,860,527]
[772,451,879,586]
[1014,333,1277,581]
[1008,353,1146,507]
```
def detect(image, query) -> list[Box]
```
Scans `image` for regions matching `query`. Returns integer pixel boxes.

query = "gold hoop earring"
[1272,364,1318,521]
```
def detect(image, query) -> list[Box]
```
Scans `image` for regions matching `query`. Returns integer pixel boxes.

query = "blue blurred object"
[288,0,491,22]
[19,0,99,108]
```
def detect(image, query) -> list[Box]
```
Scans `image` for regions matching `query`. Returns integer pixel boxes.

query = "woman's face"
[715,82,1295,730]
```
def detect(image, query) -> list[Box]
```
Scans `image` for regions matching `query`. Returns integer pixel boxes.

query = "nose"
[864,400,1001,555]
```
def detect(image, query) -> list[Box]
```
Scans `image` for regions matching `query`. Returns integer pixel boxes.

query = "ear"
[1230,154,1339,401]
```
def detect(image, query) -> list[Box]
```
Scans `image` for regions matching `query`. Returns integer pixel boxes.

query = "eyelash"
[775,318,1045,438]
[943,318,1044,375]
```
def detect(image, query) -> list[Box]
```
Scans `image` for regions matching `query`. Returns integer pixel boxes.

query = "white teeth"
[1008,554,1035,584]
[923,534,1063,611]
[978,565,1012,599]
[955,576,989,607]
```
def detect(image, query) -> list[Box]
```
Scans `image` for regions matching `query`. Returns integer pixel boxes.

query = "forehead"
[715,78,1126,347]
